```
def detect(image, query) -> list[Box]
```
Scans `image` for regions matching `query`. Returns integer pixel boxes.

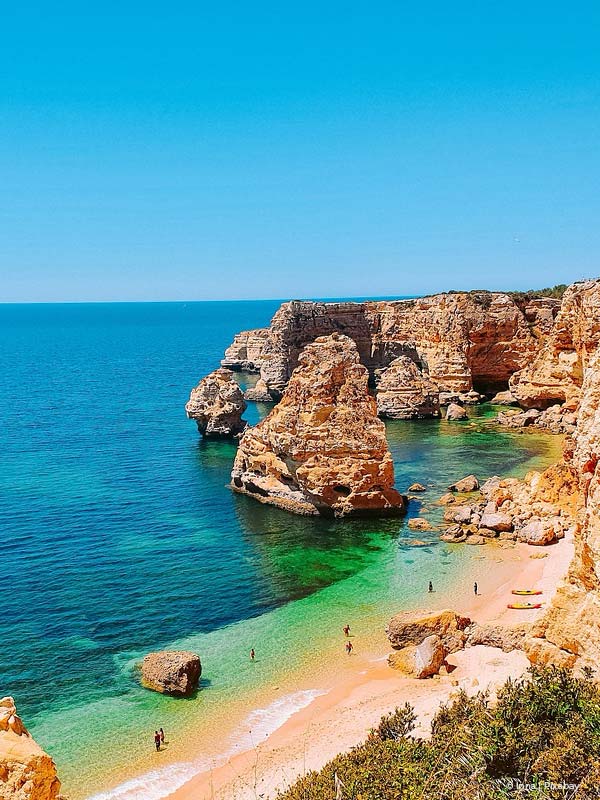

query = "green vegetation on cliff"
[277,667,600,799]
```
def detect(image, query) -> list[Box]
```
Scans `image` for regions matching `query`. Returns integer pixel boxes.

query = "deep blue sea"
[0,301,561,799]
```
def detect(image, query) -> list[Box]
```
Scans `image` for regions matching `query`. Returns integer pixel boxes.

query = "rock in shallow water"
[141,651,202,696]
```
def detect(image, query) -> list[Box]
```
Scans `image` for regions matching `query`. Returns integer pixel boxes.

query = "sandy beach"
[166,532,573,800]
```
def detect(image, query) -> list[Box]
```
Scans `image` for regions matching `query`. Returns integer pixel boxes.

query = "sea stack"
[231,333,406,517]
[0,697,61,799]
[185,367,247,437]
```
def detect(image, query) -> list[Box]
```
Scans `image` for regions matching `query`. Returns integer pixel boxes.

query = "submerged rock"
[141,650,201,696]
[408,482,427,492]
[231,334,406,518]
[445,402,468,421]
[186,368,247,437]
[0,697,61,799]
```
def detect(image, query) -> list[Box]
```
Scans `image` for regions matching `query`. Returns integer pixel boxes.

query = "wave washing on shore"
[87,689,326,800]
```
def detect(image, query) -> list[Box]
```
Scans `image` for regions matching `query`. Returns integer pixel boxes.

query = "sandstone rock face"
[448,475,479,493]
[445,402,467,421]
[511,280,600,410]
[388,634,446,678]
[375,356,440,419]
[466,624,529,652]
[185,368,247,437]
[223,292,541,399]
[231,334,405,517]
[0,697,61,799]
[221,328,269,372]
[525,346,600,670]
[141,651,201,696]
[386,609,471,653]
[490,390,517,405]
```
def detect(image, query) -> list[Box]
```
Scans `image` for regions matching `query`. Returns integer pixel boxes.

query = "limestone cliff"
[510,280,600,410]
[185,368,247,437]
[221,328,269,373]
[231,334,406,517]
[375,356,439,419]
[526,346,600,670]
[222,292,549,400]
[0,697,61,800]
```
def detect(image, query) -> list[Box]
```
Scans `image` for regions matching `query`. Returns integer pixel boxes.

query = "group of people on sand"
[153,728,165,751]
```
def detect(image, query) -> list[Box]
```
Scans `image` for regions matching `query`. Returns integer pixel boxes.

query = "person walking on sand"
[428,581,433,593]
[159,728,165,746]
[474,581,478,596]
[343,624,350,637]
[250,648,255,661]
[154,731,161,752]
[345,640,353,655]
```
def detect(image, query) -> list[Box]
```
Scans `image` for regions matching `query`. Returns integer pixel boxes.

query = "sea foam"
[86,688,325,800]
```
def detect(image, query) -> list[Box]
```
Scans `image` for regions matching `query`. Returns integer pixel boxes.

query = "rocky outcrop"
[448,475,479,493]
[439,463,580,546]
[141,651,201,696]
[375,356,440,419]
[510,281,600,410]
[525,346,600,670]
[386,609,471,653]
[223,292,543,399]
[185,368,247,437]
[388,635,446,678]
[496,404,578,435]
[221,328,269,373]
[0,697,61,799]
[231,334,405,517]
[466,623,529,652]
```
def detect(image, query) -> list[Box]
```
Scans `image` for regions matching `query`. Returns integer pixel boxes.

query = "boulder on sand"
[386,609,471,653]
[141,651,201,696]
[387,635,446,678]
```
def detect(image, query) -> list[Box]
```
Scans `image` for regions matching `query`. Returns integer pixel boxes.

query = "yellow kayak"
[511,590,542,596]
[508,602,542,610]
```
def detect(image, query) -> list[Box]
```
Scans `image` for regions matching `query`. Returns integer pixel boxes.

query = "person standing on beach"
[159,728,165,746]
[154,731,161,752]
[428,581,433,593]
[345,641,353,655]
[250,648,255,661]
[343,624,350,637]
[474,581,478,596]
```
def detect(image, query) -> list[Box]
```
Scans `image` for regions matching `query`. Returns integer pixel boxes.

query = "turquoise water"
[0,302,561,798]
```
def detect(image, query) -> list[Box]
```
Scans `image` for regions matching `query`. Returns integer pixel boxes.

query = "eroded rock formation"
[223,292,551,399]
[375,356,439,419]
[185,368,247,437]
[0,697,61,799]
[141,650,202,696]
[510,280,600,410]
[231,334,406,517]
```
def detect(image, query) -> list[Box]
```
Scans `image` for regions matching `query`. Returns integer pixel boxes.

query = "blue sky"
[2,3,599,301]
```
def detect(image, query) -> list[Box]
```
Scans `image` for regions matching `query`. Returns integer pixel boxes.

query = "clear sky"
[2,3,599,302]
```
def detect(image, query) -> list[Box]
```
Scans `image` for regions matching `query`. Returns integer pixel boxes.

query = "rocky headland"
[0,697,61,800]
[230,333,406,517]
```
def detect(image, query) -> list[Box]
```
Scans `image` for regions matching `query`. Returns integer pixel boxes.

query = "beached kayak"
[511,590,543,596]
[508,602,543,609]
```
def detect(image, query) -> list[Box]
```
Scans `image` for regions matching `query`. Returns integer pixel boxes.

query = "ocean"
[0,301,561,798]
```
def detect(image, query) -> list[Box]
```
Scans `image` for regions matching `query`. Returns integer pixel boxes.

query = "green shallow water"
[32,408,560,800]
[1,301,562,799]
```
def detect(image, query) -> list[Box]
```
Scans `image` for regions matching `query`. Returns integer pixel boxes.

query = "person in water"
[474,581,478,596]
[154,731,161,752]
[345,640,353,655]
[250,648,255,661]
[343,624,350,637]
[428,581,433,593]
[159,728,165,745]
